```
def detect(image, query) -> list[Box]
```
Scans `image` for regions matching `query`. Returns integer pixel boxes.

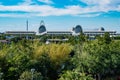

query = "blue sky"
[0,0,120,33]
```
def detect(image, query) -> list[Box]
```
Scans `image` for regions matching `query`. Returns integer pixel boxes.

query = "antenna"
[26,20,28,31]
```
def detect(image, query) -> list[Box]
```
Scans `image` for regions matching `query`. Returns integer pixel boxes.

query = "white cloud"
[18,0,34,5]
[0,13,36,17]
[0,14,24,17]
[80,0,120,6]
[37,0,53,4]
[0,5,54,12]
[0,0,120,17]
[76,13,102,17]
[80,0,110,6]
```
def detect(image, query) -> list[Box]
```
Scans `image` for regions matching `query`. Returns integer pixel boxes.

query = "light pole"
[31,68,35,80]
[0,72,3,80]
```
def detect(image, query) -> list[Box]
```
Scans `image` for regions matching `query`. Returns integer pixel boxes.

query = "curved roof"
[74,25,83,33]
[99,27,105,31]
[39,25,46,33]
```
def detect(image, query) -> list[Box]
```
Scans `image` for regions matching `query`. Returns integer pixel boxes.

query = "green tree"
[19,71,43,80]
[59,70,94,80]
[72,41,120,80]
[0,34,6,40]
[103,32,111,44]
[0,40,33,80]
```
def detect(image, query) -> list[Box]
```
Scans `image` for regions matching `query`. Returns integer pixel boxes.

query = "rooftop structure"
[38,21,117,37]
[38,21,83,36]
[84,30,116,39]
[5,31,36,35]
[47,31,72,35]
[72,25,83,33]
[39,21,46,33]
[2,20,119,40]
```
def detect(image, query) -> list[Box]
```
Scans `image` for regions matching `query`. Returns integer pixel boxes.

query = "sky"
[0,0,120,33]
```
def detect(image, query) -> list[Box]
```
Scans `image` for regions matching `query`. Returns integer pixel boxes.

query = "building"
[4,20,36,39]
[84,27,116,38]
[2,20,119,40]
[5,31,36,39]
[0,40,10,44]
[38,21,117,38]
[5,31,36,35]
[47,31,72,35]
[38,21,84,36]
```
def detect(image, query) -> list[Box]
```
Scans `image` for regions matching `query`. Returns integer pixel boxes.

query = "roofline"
[83,31,116,32]
[47,31,72,32]
[5,31,36,32]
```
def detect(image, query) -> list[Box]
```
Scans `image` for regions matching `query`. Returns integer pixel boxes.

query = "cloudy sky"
[0,0,120,32]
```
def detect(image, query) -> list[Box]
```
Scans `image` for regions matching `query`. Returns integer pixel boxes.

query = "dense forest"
[0,33,120,80]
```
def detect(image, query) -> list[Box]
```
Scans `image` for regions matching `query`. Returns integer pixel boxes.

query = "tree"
[0,34,6,40]
[71,41,120,80]
[32,43,73,80]
[0,40,33,80]
[79,32,87,42]
[103,32,111,44]
[59,70,94,80]
[19,71,43,80]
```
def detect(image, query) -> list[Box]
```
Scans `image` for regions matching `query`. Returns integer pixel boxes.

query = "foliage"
[19,71,43,80]
[59,70,94,80]
[103,32,111,44]
[32,43,73,80]
[33,43,73,67]
[0,34,6,40]
[10,37,22,43]
[0,37,120,80]
[72,41,120,80]
[96,32,112,44]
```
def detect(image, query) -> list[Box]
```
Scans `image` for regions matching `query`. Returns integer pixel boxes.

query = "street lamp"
[31,68,35,80]
[0,72,3,80]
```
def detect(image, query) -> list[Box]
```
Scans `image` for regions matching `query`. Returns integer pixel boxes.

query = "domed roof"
[74,25,83,33]
[39,25,46,33]
[99,27,105,31]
